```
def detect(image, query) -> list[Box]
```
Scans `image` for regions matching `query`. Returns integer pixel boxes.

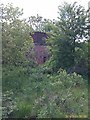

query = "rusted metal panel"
[30,32,48,45]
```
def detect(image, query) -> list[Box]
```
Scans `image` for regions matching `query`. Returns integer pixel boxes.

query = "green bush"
[3,66,88,118]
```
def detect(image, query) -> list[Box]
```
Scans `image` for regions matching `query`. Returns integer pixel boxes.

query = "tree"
[49,2,89,71]
[28,14,43,31]
[1,3,33,66]
[28,14,57,33]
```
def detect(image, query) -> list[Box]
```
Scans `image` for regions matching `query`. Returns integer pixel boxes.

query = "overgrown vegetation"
[1,2,89,118]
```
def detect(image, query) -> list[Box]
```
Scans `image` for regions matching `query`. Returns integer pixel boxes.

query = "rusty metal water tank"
[30,32,49,64]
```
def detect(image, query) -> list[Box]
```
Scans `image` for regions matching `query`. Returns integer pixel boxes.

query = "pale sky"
[1,0,90,20]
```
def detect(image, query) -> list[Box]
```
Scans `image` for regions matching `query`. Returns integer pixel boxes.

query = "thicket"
[1,2,89,118]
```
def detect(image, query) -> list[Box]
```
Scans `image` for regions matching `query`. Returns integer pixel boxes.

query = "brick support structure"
[34,45,48,64]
